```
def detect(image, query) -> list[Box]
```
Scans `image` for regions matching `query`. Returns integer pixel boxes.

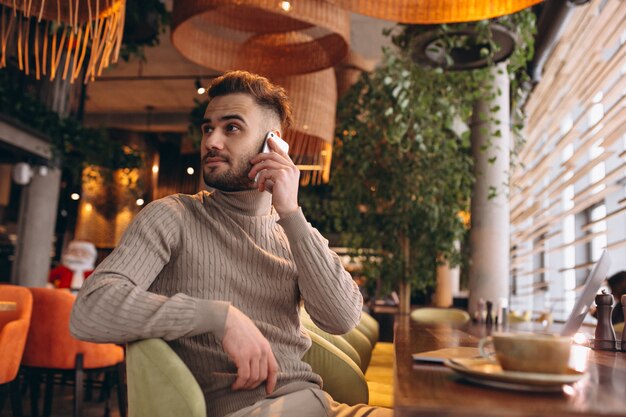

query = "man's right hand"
[221,305,278,394]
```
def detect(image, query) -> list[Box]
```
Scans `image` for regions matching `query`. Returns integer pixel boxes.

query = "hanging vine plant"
[329,9,536,307]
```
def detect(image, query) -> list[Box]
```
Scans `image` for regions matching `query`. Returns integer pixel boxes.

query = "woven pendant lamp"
[327,0,542,23]
[275,68,336,185]
[0,0,125,82]
[171,0,350,77]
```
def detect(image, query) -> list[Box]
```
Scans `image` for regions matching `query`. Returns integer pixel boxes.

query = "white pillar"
[468,63,511,316]
[434,241,461,307]
[11,167,62,286]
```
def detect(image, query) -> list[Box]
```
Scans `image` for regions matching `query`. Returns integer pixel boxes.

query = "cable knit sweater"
[70,189,363,417]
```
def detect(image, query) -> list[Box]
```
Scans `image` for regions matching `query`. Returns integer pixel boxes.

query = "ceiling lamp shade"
[171,0,350,77]
[0,0,125,82]
[275,68,337,185]
[326,0,543,24]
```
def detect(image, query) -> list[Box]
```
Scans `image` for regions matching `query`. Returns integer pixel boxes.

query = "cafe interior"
[1,0,626,416]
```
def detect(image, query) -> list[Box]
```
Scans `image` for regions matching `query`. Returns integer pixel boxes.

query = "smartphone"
[262,131,289,154]
[255,132,290,183]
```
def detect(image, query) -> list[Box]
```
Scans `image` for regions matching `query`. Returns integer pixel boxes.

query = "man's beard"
[202,148,257,192]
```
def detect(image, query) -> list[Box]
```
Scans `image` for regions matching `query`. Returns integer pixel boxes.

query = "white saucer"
[443,358,585,392]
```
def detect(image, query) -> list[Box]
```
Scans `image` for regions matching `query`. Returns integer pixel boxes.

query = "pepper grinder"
[485,300,494,327]
[621,295,626,352]
[594,290,616,350]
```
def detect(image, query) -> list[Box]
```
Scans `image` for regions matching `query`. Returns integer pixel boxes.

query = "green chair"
[410,307,470,327]
[126,330,370,417]
[303,331,368,405]
[358,312,380,346]
[300,315,362,370]
[340,328,373,371]
[126,339,206,417]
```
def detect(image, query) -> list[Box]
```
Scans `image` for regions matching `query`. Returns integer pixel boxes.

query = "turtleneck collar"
[209,188,273,216]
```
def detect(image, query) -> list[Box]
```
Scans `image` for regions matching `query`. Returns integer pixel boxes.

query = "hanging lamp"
[326,0,542,24]
[171,0,350,77]
[0,0,126,82]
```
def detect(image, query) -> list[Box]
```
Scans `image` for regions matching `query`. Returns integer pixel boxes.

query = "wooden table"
[394,314,626,417]
[0,301,16,311]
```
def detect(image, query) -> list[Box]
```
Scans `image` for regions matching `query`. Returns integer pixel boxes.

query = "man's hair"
[208,71,294,130]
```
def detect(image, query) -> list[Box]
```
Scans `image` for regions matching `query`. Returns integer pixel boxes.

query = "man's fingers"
[245,358,260,389]
[232,361,251,390]
[268,137,290,159]
[266,353,279,394]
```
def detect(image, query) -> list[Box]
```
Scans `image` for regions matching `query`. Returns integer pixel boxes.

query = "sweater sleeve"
[70,197,230,344]
[277,208,362,335]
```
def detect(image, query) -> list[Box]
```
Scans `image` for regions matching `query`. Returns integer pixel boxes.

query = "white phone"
[262,131,289,154]
[256,132,290,183]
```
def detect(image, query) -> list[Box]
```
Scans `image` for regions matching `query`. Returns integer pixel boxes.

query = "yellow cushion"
[365,342,394,408]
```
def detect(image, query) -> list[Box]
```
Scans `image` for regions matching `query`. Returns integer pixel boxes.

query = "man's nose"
[203,132,225,150]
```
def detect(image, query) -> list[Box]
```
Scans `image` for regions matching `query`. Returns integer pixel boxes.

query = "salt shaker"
[621,295,626,352]
[594,290,616,350]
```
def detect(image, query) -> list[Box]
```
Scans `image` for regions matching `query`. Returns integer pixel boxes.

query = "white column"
[468,63,511,316]
[11,167,62,286]
[434,241,461,307]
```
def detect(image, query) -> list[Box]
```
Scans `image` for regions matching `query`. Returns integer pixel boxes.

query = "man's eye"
[201,124,213,135]
[226,124,240,133]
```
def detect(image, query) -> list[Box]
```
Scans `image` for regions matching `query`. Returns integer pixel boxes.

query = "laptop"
[559,250,611,337]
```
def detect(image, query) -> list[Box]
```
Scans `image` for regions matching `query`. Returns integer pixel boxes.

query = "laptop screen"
[560,250,611,337]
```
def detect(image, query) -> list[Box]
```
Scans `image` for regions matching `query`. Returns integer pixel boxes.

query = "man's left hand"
[249,136,300,217]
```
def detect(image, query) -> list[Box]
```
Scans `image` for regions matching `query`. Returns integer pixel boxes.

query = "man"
[70,71,390,417]
[48,240,97,290]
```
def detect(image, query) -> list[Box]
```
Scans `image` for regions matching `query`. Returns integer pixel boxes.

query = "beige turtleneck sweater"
[70,189,363,417]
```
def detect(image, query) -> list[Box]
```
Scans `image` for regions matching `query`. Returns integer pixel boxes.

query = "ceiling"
[83,12,394,133]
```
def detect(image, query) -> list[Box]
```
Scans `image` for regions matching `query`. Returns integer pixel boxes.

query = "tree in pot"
[330,11,535,314]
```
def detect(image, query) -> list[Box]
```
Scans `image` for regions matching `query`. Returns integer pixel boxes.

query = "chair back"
[410,307,470,327]
[0,284,33,383]
[22,288,123,369]
[303,330,369,406]
[126,339,206,417]
[300,314,362,369]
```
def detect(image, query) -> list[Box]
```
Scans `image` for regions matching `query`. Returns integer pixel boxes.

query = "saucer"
[443,358,585,392]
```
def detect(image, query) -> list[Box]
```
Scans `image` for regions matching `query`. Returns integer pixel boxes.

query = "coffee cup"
[478,332,572,374]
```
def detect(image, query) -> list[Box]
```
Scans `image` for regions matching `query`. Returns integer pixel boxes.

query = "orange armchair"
[21,288,125,417]
[0,284,33,417]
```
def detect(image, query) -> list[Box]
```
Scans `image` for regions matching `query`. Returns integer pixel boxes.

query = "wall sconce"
[12,162,33,185]
[196,78,206,95]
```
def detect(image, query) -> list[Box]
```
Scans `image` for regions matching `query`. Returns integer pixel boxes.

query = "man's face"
[200,93,268,191]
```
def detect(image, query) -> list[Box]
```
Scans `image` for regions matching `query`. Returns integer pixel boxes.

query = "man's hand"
[249,136,300,217]
[221,305,278,394]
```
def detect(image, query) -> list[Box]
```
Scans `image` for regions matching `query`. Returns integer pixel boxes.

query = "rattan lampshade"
[0,0,125,82]
[327,0,543,23]
[171,0,350,77]
[275,68,336,185]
